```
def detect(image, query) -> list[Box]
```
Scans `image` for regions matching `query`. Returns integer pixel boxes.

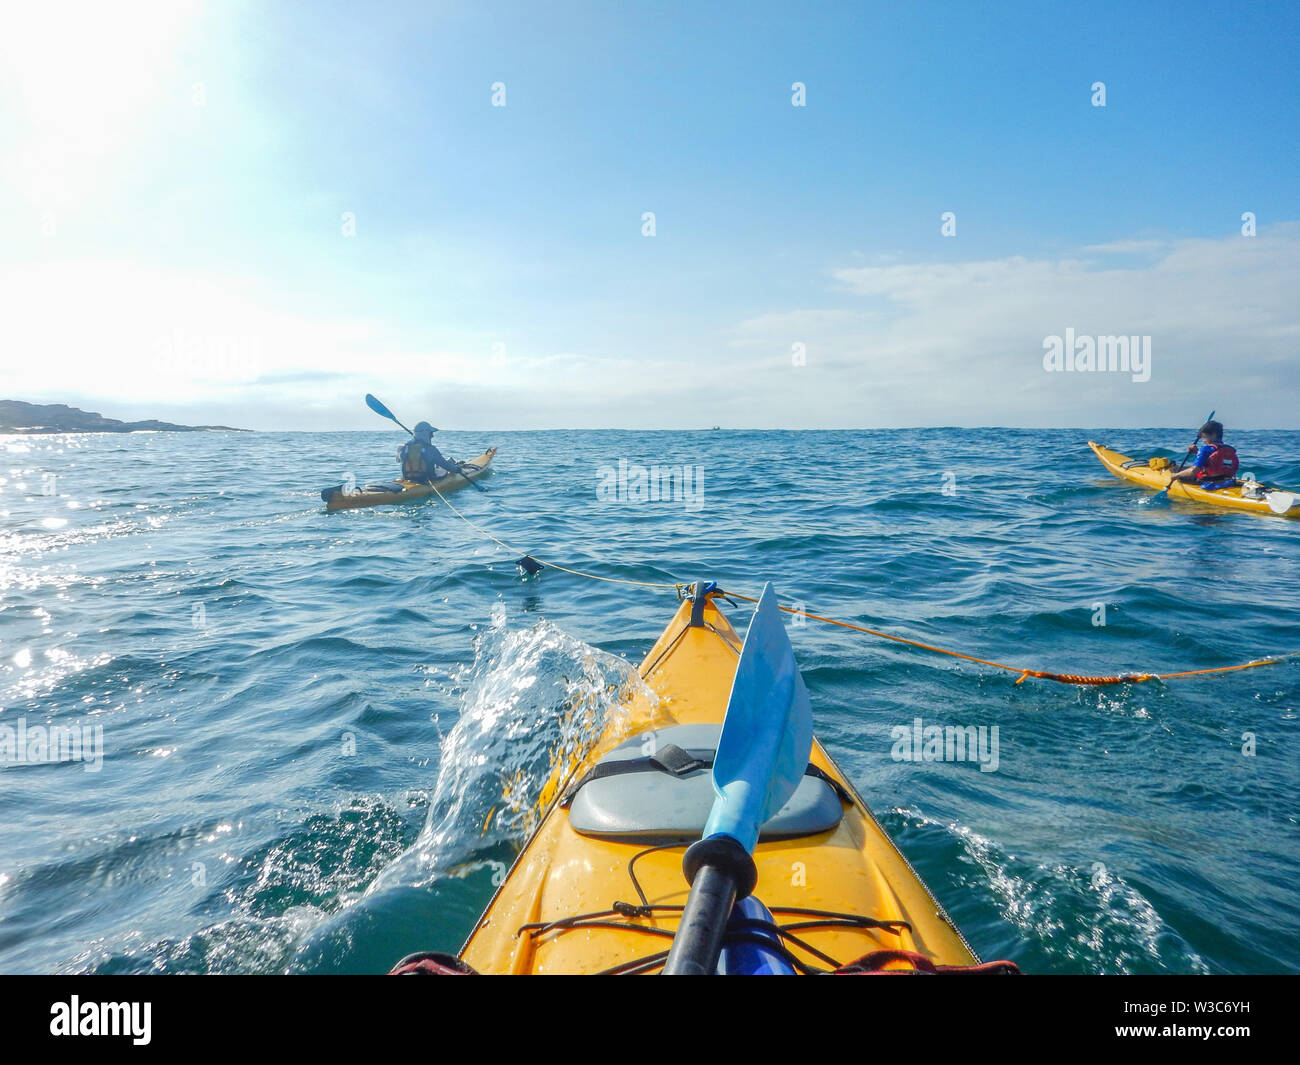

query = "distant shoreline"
[0,400,249,435]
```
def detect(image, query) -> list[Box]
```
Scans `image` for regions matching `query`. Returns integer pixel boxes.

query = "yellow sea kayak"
[321,447,497,511]
[1089,441,1299,519]
[400,585,995,975]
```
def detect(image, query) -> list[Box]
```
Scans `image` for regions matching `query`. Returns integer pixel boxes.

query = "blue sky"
[2,0,1298,429]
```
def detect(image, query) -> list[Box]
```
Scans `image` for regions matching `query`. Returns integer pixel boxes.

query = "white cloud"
[1081,240,1170,255]
[779,225,1300,427]
[0,259,487,411]
[4,229,1298,430]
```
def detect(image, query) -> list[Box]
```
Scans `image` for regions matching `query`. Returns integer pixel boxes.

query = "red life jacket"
[1197,443,1239,480]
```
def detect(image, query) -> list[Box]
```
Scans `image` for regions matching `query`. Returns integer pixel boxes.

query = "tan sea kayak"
[321,447,497,511]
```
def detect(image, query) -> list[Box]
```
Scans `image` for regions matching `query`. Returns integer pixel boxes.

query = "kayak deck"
[1088,441,1299,518]
[323,447,497,511]
[458,591,977,975]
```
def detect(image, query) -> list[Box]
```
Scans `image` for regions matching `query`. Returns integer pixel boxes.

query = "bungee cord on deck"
[424,481,1298,687]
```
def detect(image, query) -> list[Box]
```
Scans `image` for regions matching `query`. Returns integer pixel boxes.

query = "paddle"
[363,394,485,491]
[1266,490,1297,515]
[1153,409,1213,501]
[365,393,414,435]
[662,582,813,976]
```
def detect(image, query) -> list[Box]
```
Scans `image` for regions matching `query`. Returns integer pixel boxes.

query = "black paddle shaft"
[662,865,738,975]
[1174,409,1215,474]
[662,836,759,976]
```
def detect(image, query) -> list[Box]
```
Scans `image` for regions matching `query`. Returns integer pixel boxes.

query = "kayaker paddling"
[319,395,496,510]
[1093,409,1279,513]
[398,421,461,484]
[1168,419,1240,491]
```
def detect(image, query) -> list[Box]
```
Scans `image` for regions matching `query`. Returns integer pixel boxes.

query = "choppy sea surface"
[1,427,1297,975]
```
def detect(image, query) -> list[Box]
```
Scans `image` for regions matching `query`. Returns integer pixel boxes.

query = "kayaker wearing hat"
[1169,419,1240,490]
[398,422,461,484]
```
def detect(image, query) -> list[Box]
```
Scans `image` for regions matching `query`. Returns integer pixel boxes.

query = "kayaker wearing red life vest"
[1169,420,1240,490]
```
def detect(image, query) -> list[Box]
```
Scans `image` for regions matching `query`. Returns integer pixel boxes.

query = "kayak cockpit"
[563,723,846,844]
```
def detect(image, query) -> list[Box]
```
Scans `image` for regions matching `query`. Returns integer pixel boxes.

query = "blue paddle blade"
[704,583,813,853]
[365,393,396,421]
[365,394,413,435]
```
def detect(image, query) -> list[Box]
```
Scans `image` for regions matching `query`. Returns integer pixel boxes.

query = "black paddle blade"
[516,556,543,577]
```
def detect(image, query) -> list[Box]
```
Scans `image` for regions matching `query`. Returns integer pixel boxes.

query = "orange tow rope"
[419,486,1295,688]
[725,593,1298,686]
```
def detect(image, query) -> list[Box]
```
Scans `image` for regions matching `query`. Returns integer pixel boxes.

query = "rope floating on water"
[724,593,1299,686]
[424,482,1298,687]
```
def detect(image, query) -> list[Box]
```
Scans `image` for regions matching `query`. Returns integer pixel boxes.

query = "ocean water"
[1,427,1297,975]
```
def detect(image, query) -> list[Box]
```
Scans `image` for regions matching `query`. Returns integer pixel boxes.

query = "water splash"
[897,807,1210,974]
[368,617,650,893]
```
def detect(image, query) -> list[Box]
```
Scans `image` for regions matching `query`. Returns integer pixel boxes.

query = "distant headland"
[0,400,248,434]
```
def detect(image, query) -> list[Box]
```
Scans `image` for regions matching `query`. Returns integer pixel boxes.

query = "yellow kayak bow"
[396,584,1003,975]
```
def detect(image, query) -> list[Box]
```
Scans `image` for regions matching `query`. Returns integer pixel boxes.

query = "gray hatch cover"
[567,723,844,843]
